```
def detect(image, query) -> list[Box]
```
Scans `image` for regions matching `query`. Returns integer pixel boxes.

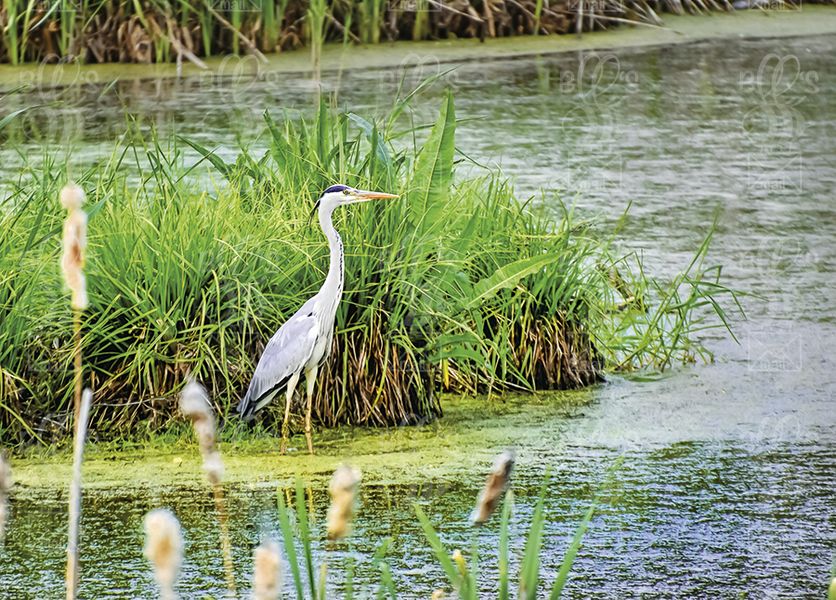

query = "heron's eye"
[343,189,350,195]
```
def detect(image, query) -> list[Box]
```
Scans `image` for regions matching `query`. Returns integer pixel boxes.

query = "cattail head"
[0,449,11,541]
[179,379,223,485]
[252,539,281,600]
[143,509,183,600]
[326,465,361,540]
[60,183,85,210]
[60,183,88,311]
[470,449,515,525]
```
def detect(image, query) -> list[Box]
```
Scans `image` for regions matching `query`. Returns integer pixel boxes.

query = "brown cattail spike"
[144,509,183,600]
[178,379,235,595]
[252,539,282,600]
[60,184,88,311]
[470,449,515,525]
[179,379,223,485]
[326,465,361,540]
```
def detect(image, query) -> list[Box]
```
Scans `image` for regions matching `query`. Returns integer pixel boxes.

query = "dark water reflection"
[1,33,835,598]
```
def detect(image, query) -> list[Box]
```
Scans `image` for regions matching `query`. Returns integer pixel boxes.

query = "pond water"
[1,33,835,598]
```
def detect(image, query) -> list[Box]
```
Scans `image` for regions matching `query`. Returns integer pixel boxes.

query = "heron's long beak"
[354,190,399,202]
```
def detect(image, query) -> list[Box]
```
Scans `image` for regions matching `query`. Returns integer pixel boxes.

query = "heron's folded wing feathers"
[238,313,319,417]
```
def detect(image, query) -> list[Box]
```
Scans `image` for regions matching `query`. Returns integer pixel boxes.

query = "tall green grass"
[0,91,740,443]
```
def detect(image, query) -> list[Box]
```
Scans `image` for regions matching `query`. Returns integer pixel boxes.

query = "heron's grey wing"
[237,311,319,420]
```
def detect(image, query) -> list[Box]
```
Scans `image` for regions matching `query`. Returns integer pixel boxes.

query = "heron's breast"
[304,312,330,361]
[306,329,330,367]
[307,292,340,368]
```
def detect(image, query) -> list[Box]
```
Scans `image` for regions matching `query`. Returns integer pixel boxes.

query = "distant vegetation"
[0,0,802,65]
[0,91,739,444]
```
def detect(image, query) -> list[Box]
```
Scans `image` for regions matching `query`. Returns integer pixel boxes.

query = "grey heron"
[237,184,399,454]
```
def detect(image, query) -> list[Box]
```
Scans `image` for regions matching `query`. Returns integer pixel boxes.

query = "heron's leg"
[304,364,318,455]
[280,371,301,455]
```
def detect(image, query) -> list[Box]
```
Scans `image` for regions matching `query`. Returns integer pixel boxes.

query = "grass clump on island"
[0,89,740,445]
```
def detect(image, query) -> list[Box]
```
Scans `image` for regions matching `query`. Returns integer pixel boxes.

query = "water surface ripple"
[1,34,835,599]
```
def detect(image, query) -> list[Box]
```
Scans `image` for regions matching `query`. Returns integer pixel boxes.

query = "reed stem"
[0,450,10,543]
[65,388,91,600]
[72,310,82,429]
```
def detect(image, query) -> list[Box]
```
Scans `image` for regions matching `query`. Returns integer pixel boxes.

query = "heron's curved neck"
[318,204,344,300]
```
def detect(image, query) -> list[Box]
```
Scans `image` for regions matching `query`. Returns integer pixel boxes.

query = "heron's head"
[312,184,398,217]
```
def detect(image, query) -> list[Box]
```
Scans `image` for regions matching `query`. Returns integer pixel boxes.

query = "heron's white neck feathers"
[318,202,344,310]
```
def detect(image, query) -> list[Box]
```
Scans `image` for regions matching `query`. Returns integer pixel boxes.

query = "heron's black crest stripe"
[323,184,350,194]
[308,198,321,224]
